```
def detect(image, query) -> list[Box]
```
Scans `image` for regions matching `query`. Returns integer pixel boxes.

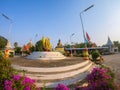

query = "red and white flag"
[86,32,91,42]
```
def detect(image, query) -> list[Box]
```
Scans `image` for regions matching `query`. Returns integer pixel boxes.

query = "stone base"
[26,51,66,60]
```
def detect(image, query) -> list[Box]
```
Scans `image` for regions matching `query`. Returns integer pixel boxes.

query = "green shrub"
[0,51,15,89]
[92,50,100,60]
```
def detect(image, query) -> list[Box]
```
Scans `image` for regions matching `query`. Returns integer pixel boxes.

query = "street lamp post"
[70,33,75,57]
[80,5,94,60]
[80,5,94,48]
[1,13,13,58]
[1,13,13,41]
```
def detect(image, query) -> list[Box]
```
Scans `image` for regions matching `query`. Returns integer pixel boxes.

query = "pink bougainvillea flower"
[55,83,70,90]
[13,75,21,81]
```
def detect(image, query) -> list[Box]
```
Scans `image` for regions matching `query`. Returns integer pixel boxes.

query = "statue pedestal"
[26,51,66,60]
[55,47,64,52]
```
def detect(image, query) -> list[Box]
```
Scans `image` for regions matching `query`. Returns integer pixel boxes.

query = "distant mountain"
[0,36,7,50]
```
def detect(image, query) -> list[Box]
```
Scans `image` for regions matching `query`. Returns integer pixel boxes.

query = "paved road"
[103,53,120,84]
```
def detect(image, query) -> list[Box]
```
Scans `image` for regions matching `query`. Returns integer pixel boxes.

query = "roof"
[27,40,34,47]
[65,47,108,50]
[5,40,13,49]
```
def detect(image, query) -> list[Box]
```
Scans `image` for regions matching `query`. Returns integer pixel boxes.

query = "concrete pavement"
[103,53,120,84]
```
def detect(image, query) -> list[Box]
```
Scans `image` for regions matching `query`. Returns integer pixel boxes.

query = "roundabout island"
[11,56,93,88]
[11,36,94,88]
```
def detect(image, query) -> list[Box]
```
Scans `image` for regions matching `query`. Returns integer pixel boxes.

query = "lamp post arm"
[1,13,13,41]
[84,5,94,12]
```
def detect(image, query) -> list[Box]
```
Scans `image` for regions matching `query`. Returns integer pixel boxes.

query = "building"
[106,36,118,53]
[21,40,34,56]
[4,40,14,57]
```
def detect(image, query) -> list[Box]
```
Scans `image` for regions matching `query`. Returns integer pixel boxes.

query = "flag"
[85,37,88,44]
[83,34,88,45]
[86,32,91,42]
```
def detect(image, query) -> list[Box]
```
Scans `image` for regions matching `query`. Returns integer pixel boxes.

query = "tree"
[35,40,43,51]
[74,43,85,48]
[13,42,22,55]
[0,36,7,50]
[29,46,35,52]
[14,42,18,48]
[35,37,52,51]
[64,42,91,48]
[74,43,81,48]
[15,47,22,55]
[113,41,120,51]
[113,41,119,47]
[64,44,70,48]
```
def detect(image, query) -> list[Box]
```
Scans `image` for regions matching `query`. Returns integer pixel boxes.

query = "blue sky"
[0,0,120,47]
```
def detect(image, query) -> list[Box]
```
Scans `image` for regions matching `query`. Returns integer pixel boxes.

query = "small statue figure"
[55,39,64,52]
[57,39,62,47]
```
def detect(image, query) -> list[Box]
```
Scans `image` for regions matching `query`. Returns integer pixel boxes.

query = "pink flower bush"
[13,75,21,81]
[55,84,70,90]
[75,66,115,90]
[87,67,112,83]
[4,80,12,90]
[4,75,40,90]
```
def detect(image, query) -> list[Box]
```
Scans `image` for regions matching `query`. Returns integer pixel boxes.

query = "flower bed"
[74,65,120,90]
[4,75,40,90]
